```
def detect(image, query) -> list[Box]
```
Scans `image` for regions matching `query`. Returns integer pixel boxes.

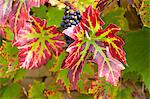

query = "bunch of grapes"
[60,6,82,29]
[60,6,82,45]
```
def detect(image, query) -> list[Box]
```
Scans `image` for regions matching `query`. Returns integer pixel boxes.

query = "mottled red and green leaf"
[62,5,126,86]
[14,16,65,69]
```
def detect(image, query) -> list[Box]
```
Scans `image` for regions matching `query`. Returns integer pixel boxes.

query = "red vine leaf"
[13,16,65,69]
[0,0,13,24]
[9,1,29,39]
[8,0,48,40]
[93,47,125,86]
[96,0,112,12]
[27,0,48,8]
[96,23,126,64]
[62,5,126,86]
[0,29,5,38]
[0,0,13,38]
[62,25,91,87]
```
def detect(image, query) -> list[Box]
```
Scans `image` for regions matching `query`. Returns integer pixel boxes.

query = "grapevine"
[0,0,149,99]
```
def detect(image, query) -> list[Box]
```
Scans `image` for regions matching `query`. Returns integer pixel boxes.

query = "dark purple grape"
[67,23,71,27]
[66,15,69,19]
[75,20,79,24]
[74,13,77,16]
[60,22,64,27]
[65,6,70,11]
[77,15,82,19]
[64,24,68,29]
[63,15,69,20]
[64,11,69,15]
[71,21,76,25]
[63,16,66,20]
[70,15,75,19]
[65,19,70,23]
[69,11,74,15]
[75,10,80,15]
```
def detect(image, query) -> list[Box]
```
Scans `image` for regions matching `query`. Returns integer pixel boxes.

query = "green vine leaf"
[128,0,150,28]
[3,28,14,41]
[32,5,48,19]
[46,7,64,27]
[0,42,19,78]
[28,81,46,99]
[49,51,67,72]
[13,68,26,82]
[124,27,150,92]
[115,88,133,99]
[56,69,71,93]
[47,91,62,99]
[78,62,94,94]
[139,0,150,28]
[77,0,97,11]
[102,7,129,32]
[1,83,21,99]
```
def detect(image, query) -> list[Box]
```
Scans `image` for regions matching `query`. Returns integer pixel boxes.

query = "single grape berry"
[66,15,69,19]
[65,6,70,11]
[75,20,79,24]
[70,15,75,19]
[67,23,71,27]
[74,16,78,19]
[75,10,80,15]
[71,21,76,25]
[70,20,74,23]
[74,13,77,16]
[64,24,67,29]
[64,11,69,15]
[63,16,66,20]
[65,19,70,23]
[69,11,74,15]
[60,22,64,27]
[77,15,82,20]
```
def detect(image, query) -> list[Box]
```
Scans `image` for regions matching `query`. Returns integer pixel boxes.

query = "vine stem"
[64,1,77,10]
